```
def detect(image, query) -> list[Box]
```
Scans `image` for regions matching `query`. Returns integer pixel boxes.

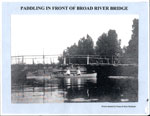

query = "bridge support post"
[112,56,113,64]
[32,58,35,65]
[22,56,24,64]
[87,55,89,64]
[63,57,66,65]
[107,58,109,64]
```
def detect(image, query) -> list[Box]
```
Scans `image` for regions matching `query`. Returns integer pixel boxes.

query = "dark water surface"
[12,76,138,103]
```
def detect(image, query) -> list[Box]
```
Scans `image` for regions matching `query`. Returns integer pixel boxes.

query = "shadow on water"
[56,75,138,102]
[12,75,138,103]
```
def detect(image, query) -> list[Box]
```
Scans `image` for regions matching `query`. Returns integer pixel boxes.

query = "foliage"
[77,34,95,55]
[95,30,122,57]
[58,35,95,64]
[67,43,78,55]
[58,19,138,65]
[123,19,138,64]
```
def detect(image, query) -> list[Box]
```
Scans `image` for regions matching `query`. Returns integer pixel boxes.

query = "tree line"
[58,18,138,64]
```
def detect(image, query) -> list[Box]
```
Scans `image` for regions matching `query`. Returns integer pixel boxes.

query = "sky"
[11,15,138,56]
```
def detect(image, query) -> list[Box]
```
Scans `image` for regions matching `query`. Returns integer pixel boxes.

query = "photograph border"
[1,1,149,115]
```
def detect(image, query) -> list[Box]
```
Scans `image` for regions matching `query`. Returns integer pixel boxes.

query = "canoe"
[54,73,97,78]
[26,70,97,82]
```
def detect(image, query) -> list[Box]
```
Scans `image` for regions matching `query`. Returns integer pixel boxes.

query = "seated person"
[66,68,71,76]
[76,68,81,75]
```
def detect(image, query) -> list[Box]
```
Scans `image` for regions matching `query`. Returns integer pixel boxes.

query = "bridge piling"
[87,55,89,65]
[63,57,66,65]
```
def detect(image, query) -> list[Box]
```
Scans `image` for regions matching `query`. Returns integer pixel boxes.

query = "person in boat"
[66,67,71,76]
[76,67,81,75]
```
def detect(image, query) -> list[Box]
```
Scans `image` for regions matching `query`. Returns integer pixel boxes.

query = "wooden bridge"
[11,54,136,65]
[11,54,60,64]
[11,55,138,77]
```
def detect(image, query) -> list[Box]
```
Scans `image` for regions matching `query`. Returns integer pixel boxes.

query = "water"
[11,76,138,103]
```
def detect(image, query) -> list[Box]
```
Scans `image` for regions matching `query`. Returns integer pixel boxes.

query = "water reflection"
[12,76,138,103]
[60,77,97,102]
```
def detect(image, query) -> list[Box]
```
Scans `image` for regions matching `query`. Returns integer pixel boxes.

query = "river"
[11,76,138,103]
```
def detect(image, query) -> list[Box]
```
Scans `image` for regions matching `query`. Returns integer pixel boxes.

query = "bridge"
[11,54,136,65]
[11,54,61,64]
[11,54,138,78]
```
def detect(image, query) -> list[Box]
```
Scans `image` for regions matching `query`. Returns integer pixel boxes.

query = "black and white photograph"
[11,15,138,103]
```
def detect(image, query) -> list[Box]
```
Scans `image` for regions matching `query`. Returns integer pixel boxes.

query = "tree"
[77,34,95,55]
[95,30,122,57]
[58,34,95,64]
[67,43,78,55]
[125,19,138,64]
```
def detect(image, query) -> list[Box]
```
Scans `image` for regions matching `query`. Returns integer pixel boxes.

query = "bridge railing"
[11,55,62,64]
[11,55,137,65]
[63,55,137,65]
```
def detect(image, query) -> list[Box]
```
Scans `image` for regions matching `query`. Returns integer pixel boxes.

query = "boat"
[53,71,97,78]
[26,67,97,81]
